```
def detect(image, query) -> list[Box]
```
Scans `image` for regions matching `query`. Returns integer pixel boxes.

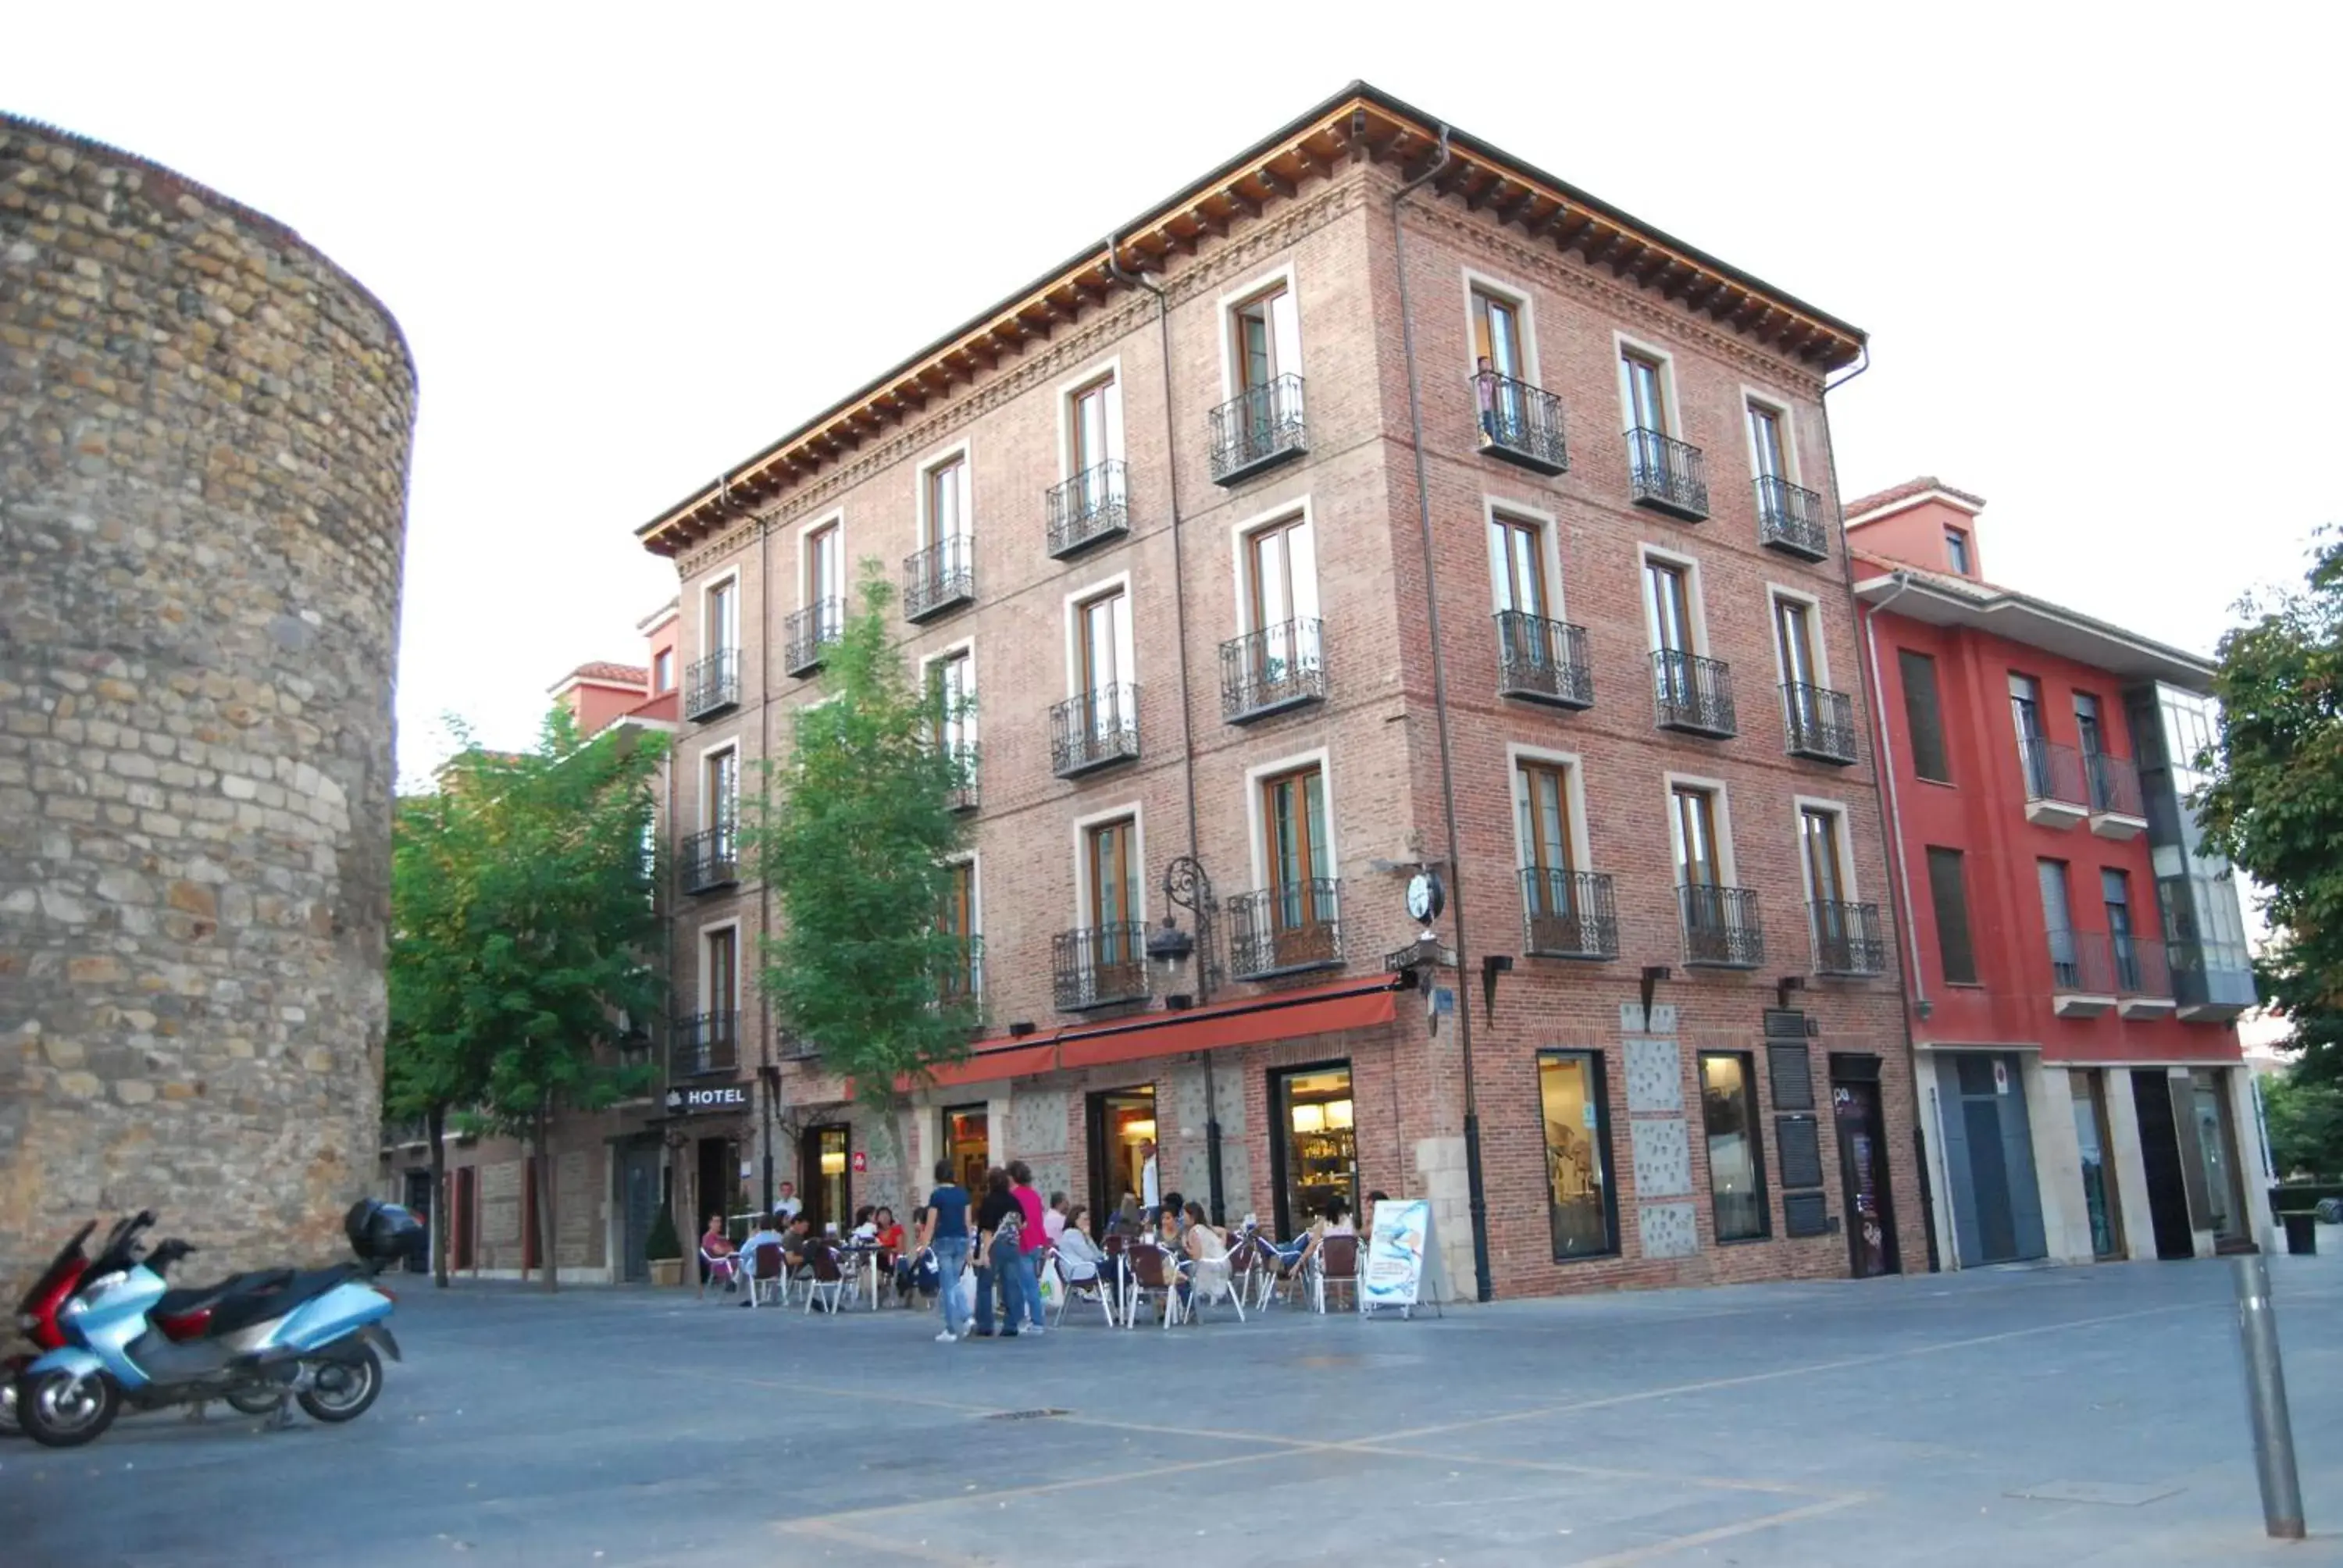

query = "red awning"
[917,1040,1062,1091]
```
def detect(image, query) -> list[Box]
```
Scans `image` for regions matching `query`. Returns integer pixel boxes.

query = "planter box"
[648,1258,683,1288]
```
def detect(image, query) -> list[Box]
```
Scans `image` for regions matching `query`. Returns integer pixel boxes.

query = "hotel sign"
[665,1083,751,1115]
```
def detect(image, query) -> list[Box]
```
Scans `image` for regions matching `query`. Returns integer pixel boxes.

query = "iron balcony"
[1521,868,1618,960]
[1755,476,1828,561]
[1653,649,1736,738]
[1220,618,1327,722]
[1050,684,1141,777]
[1227,879,1345,980]
[2049,928,2119,1016]
[1809,900,1886,976]
[1626,427,1709,520]
[1473,371,1568,475]
[1052,924,1151,1010]
[1681,884,1763,968]
[682,649,740,721]
[2112,934,2176,1019]
[1495,611,1593,709]
[671,1011,739,1078]
[1782,682,1859,764]
[785,600,843,677]
[680,825,738,895]
[903,535,975,622]
[1208,374,1307,484]
[1046,460,1129,558]
[2018,737,2089,828]
[2085,750,2148,839]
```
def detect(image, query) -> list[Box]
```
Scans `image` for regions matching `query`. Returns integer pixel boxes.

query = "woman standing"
[972,1167,1026,1338]
[916,1160,972,1343]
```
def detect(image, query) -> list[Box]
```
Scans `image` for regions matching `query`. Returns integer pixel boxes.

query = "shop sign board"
[1361,1198,1446,1317]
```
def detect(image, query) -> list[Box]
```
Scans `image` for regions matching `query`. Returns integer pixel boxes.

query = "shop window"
[1537,1050,1617,1260]
[1271,1064,1356,1239]
[1699,1052,1767,1242]
[1087,1087,1157,1221]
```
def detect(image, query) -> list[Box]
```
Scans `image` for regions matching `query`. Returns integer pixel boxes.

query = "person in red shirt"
[1008,1160,1048,1335]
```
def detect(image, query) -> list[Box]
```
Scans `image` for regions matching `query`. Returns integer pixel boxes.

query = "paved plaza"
[5,1244,2341,1566]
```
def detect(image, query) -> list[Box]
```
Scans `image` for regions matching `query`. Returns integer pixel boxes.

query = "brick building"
[1849,481,2270,1269]
[629,81,1918,1299]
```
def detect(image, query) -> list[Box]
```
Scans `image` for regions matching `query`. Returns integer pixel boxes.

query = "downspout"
[758,514,778,1217]
[1106,232,1223,1224]
[1391,126,1494,1304]
[1821,342,1938,1271]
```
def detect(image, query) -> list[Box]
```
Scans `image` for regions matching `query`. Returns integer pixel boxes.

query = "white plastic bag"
[1039,1256,1063,1304]
[951,1266,976,1320]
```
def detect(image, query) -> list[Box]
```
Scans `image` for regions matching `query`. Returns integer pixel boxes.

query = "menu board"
[1361,1198,1446,1317]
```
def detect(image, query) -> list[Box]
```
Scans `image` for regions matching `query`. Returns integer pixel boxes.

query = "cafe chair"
[698,1245,739,1300]
[1122,1243,1178,1331]
[1313,1233,1361,1315]
[1182,1245,1245,1325]
[747,1242,786,1309]
[801,1239,849,1315]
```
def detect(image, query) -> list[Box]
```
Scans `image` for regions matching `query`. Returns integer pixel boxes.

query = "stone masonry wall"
[0,115,416,1301]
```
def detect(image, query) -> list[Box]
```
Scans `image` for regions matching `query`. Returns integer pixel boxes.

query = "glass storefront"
[1271,1064,1357,1238]
[944,1104,990,1194]
[2070,1070,2125,1259]
[801,1124,850,1235]
[1699,1052,1767,1242]
[1087,1087,1156,1219]
[1538,1050,1616,1260]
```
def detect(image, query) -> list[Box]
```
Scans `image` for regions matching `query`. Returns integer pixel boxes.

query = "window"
[940,860,979,1005]
[1925,847,1977,984]
[807,522,843,639]
[2074,692,2105,761]
[1259,764,1336,961]
[1671,784,1723,888]
[924,454,969,547]
[1945,528,1972,576]
[1075,586,1132,697]
[1699,1052,1767,1242]
[1643,557,1695,654]
[704,925,738,1017]
[2103,868,2138,989]
[1518,760,1576,878]
[2011,672,2051,796]
[1898,650,1951,782]
[934,647,975,769]
[1245,512,1320,633]
[1489,512,1548,617]
[1800,806,1846,907]
[1747,402,1788,482]
[652,649,675,692]
[1537,1050,1616,1259]
[704,747,737,832]
[706,578,737,653]
[1621,349,1670,436]
[1774,595,1820,690]
[1085,818,1137,930]
[1471,287,1528,380]
[1232,281,1302,394]
[2040,859,2081,986]
[1067,374,1125,520]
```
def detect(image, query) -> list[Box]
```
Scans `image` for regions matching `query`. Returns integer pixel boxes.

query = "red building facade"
[1850,480,2266,1269]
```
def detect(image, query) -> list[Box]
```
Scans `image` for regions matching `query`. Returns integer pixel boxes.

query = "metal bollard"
[2233,1253,2306,1541]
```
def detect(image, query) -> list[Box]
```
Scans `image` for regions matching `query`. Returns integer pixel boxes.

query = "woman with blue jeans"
[918,1159,972,1343]
[972,1167,1026,1337]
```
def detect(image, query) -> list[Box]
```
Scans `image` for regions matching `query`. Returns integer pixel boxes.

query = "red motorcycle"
[3,1220,95,1436]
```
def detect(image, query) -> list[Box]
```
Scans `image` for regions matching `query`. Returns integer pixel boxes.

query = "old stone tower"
[0,114,416,1299]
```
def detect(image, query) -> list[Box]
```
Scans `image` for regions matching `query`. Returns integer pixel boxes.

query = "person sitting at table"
[871,1206,905,1301]
[1178,1201,1232,1320]
[850,1204,879,1243]
[1283,1193,1355,1281]
[1105,1196,1145,1242]
[699,1214,740,1297]
[733,1211,789,1308]
[1044,1192,1068,1244]
[1054,1204,1111,1303]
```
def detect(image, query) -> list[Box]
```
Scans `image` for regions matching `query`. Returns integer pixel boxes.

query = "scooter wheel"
[296,1343,381,1424]
[226,1388,283,1417]
[17,1368,119,1449]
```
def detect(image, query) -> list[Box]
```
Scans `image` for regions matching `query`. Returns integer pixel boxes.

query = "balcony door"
[707,579,738,655]
[809,523,843,640]
[1489,513,1548,618]
[1646,558,1696,707]
[1803,806,1849,958]
[2103,868,2137,990]
[1069,374,1124,513]
[1085,818,1142,995]
[1233,283,1302,395]
[1520,759,1578,926]
[1748,403,1787,483]
[1077,586,1133,739]
[1262,764,1335,965]
[1623,351,1667,435]
[704,747,737,839]
[701,926,738,1073]
[2038,859,2078,985]
[1247,515,1319,686]
[926,455,968,547]
[1471,288,1526,381]
[1670,785,1721,890]
[936,647,975,761]
[2010,673,2049,794]
[1774,597,1818,689]
[940,860,978,1005]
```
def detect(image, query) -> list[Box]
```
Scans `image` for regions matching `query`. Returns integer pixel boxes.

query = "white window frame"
[1792,795,1860,904]
[1636,543,1711,657]
[1764,583,1832,689]
[1504,744,1593,873]
[1062,568,1136,698]
[1055,356,1126,482]
[915,441,974,551]
[922,636,979,752]
[1482,496,1567,617]
[1227,496,1319,635]
[1739,386,1802,486]
[1215,261,1303,402]
[1460,266,1543,385]
[700,567,742,657]
[1613,331,1685,440]
[1070,800,1148,930]
[698,917,743,1015]
[798,510,846,612]
[652,647,676,693]
[1242,745,1337,895]
[699,739,739,832]
[1661,772,1739,886]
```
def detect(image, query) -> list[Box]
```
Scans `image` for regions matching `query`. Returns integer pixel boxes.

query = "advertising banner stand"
[1359,1198,1446,1319]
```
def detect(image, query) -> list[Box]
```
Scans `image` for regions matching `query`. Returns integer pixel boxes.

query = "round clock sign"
[1406,869,1445,925]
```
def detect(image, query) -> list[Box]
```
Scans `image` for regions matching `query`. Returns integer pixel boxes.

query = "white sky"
[8,5,2338,783]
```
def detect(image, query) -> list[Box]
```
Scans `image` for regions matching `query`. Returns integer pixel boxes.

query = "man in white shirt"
[773,1182,803,1223]
[1140,1142,1160,1212]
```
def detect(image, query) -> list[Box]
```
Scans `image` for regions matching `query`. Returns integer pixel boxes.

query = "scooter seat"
[193,1265,361,1338]
[154,1268,296,1318]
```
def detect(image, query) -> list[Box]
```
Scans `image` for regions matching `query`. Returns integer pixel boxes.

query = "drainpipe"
[1390,127,1493,1304]
[1821,346,1939,1272]
[1106,233,1222,1225]
[758,515,778,1217]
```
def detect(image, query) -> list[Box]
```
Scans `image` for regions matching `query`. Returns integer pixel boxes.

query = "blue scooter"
[15,1210,401,1448]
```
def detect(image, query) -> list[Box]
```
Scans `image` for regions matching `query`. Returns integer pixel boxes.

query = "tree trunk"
[535,1102,559,1293]
[428,1103,450,1289]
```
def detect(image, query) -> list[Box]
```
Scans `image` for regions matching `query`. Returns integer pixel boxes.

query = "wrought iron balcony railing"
[1521,868,1618,960]
[1782,682,1858,764]
[944,741,979,812]
[2049,927,2117,996]
[1626,427,1709,519]
[2019,736,2087,806]
[1050,683,1140,777]
[1681,884,1763,968]
[1495,611,1593,709]
[681,825,738,894]
[1052,923,1152,1010]
[904,534,975,622]
[938,933,986,1018]
[1755,476,1828,560]
[1472,371,1568,474]
[785,599,844,677]
[1208,374,1307,484]
[1220,618,1326,722]
[671,1011,739,1078]
[1227,879,1345,979]
[2086,751,2145,818]
[683,649,740,720]
[1810,900,1886,976]
[2113,933,2173,999]
[1045,460,1129,558]
[1653,649,1736,737]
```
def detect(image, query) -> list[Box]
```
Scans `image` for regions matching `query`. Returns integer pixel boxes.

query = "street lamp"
[1150,855,1225,1223]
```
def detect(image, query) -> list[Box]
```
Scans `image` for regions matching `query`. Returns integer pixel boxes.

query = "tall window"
[1925,846,1977,984]
[704,926,738,1019]
[1621,350,1669,435]
[940,860,979,1004]
[652,649,675,692]
[1518,760,1575,878]
[925,455,969,547]
[1801,807,1846,907]
[808,522,843,638]
[1774,596,1819,690]
[1068,374,1124,518]
[1898,650,1951,782]
[704,747,737,833]
[1945,528,1972,576]
[1644,558,1694,654]
[1086,818,1137,930]
[1232,282,1302,394]
[1699,1052,1767,1242]
[1538,1050,1615,1260]
[935,647,975,766]
[2103,868,2137,990]
[1670,784,1723,889]
[707,579,737,654]
[1470,287,1527,380]
[1747,402,1788,482]
[1260,764,1335,961]
[2074,692,2106,762]
[1075,586,1134,747]
[2010,672,2049,796]
[1246,514,1319,633]
[2039,858,2080,987]
[1489,513,1548,617]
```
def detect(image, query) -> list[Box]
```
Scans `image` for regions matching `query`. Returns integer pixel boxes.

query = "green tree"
[386,707,665,1292]
[2200,529,2343,1081]
[2262,1067,2343,1181]
[747,566,975,1167]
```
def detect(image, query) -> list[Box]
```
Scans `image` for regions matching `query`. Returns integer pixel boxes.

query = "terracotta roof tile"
[1843,475,1987,520]
[556,661,650,689]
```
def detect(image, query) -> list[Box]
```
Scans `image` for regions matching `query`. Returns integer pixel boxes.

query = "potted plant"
[645,1205,684,1288]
